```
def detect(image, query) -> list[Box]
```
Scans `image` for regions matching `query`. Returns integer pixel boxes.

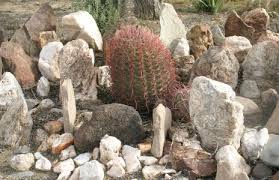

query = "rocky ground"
[0,0,279,180]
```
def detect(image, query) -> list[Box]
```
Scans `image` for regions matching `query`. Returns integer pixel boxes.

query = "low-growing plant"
[194,0,224,14]
[72,0,119,34]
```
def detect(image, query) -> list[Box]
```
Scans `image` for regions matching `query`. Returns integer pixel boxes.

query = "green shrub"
[72,0,119,34]
[194,0,224,14]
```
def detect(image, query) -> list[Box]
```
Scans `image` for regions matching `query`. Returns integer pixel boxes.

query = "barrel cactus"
[105,25,177,111]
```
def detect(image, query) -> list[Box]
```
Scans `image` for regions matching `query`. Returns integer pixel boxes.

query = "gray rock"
[59,39,98,102]
[74,153,92,166]
[14,145,31,154]
[260,134,279,167]
[191,46,239,88]
[74,103,145,152]
[92,148,100,160]
[252,162,273,179]
[240,80,261,99]
[79,160,104,180]
[261,89,278,121]
[215,145,251,180]
[69,167,80,180]
[211,25,225,46]
[60,11,103,51]
[159,3,186,48]
[61,79,76,134]
[159,155,170,165]
[37,76,50,97]
[38,99,55,110]
[25,99,39,110]
[100,135,121,164]
[6,171,35,180]
[0,72,33,147]
[151,104,172,158]
[122,145,142,173]
[242,41,279,93]
[190,76,244,150]
[10,153,35,171]
[241,128,269,160]
[38,41,63,81]
[57,171,72,180]
[235,96,263,127]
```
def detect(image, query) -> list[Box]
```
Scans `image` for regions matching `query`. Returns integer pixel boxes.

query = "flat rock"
[74,153,92,166]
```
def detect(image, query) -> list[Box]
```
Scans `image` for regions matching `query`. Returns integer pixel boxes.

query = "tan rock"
[43,120,63,134]
[138,142,152,154]
[266,100,279,134]
[0,42,39,88]
[186,24,213,59]
[39,31,58,48]
[52,133,74,154]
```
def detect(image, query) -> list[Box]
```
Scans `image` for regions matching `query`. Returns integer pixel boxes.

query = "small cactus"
[105,25,177,111]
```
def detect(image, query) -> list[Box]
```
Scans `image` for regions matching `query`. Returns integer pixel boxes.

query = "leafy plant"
[194,0,224,14]
[105,25,177,112]
[72,0,119,34]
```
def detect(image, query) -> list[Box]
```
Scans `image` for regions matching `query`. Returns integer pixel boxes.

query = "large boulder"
[39,41,63,81]
[189,76,244,150]
[215,145,251,180]
[59,39,98,102]
[159,3,186,48]
[74,103,145,151]
[260,134,279,167]
[0,72,33,147]
[0,42,39,89]
[60,11,103,51]
[242,41,279,94]
[186,24,213,59]
[191,46,239,89]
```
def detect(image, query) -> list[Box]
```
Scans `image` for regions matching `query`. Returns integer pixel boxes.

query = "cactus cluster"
[105,25,177,112]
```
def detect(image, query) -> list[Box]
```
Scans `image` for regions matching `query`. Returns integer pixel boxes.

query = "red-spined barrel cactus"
[105,25,177,112]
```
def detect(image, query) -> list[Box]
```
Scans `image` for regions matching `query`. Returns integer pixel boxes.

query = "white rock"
[60,145,77,161]
[61,79,76,134]
[97,66,111,88]
[160,3,186,48]
[38,41,63,81]
[37,76,50,97]
[0,72,32,147]
[57,171,71,180]
[142,165,166,179]
[74,153,92,166]
[106,157,126,169]
[241,128,269,160]
[159,154,170,165]
[240,80,261,99]
[100,135,122,164]
[69,167,80,180]
[151,104,172,158]
[35,153,52,171]
[161,169,176,174]
[122,145,141,173]
[79,160,104,180]
[189,76,244,150]
[224,36,252,54]
[260,134,279,167]
[92,147,100,160]
[107,164,125,178]
[38,99,55,110]
[53,159,75,173]
[61,11,103,51]
[215,145,251,180]
[139,156,158,166]
[10,153,35,171]
[172,38,190,58]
